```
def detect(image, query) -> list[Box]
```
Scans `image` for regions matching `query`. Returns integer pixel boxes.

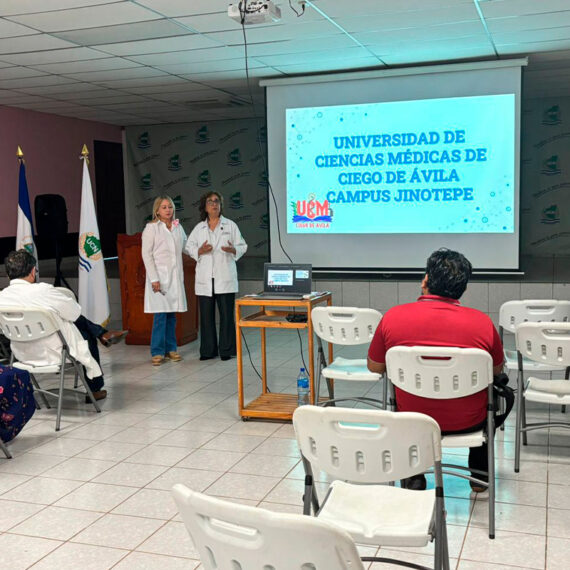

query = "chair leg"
[30,374,51,409]
[488,436,495,539]
[55,365,66,432]
[441,509,450,570]
[514,372,524,473]
[76,364,101,413]
[0,437,12,459]
[521,390,528,446]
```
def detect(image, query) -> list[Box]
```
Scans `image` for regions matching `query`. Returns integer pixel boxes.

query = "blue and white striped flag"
[16,152,39,264]
[78,148,110,326]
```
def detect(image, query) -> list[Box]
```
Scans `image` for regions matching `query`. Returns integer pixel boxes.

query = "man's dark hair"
[425,248,472,299]
[198,191,223,221]
[5,249,37,280]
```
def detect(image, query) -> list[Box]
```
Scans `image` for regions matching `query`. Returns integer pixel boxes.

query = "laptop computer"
[257,263,312,299]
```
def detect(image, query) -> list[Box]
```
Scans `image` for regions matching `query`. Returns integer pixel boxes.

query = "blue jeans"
[150,313,177,356]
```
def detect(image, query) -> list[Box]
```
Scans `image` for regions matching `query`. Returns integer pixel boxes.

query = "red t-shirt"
[368,295,504,431]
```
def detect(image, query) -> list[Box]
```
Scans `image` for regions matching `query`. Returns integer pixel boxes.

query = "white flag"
[16,158,39,264]
[78,153,110,325]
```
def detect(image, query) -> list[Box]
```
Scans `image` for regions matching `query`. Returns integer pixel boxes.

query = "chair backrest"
[0,307,59,343]
[386,346,493,399]
[499,300,570,334]
[311,306,382,346]
[293,405,441,483]
[172,484,365,570]
[515,322,570,367]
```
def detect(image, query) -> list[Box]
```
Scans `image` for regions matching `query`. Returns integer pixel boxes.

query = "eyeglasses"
[206,199,220,205]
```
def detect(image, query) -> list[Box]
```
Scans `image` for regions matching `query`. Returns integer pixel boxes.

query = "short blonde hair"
[151,195,175,222]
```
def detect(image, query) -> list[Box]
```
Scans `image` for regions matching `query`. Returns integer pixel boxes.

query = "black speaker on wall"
[34,194,71,288]
[34,194,68,238]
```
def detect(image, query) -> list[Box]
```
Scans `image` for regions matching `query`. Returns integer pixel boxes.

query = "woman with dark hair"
[185,191,247,361]
[142,195,187,366]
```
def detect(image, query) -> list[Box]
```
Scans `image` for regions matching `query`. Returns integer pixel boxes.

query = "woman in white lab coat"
[141,196,187,365]
[185,191,247,360]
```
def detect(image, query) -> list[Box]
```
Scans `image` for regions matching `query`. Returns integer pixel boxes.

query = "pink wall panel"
[0,105,122,237]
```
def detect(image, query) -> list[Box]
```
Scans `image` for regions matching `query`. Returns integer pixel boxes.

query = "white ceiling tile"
[118,81,207,95]
[307,0,473,18]
[497,38,570,54]
[480,0,570,19]
[0,75,78,89]
[0,67,47,80]
[487,11,570,34]
[274,56,382,75]
[245,35,368,58]
[0,1,120,17]
[96,75,194,89]
[0,17,38,37]
[253,46,371,67]
[494,26,570,45]
[179,66,278,81]
[53,19,189,46]
[130,46,243,65]
[0,47,109,65]
[47,88,119,100]
[7,3,158,32]
[16,82,100,95]
[154,58,267,75]
[0,34,75,54]
[0,91,46,103]
[32,57,142,74]
[135,0,226,17]
[96,34,221,56]
[64,66,168,82]
[381,45,496,66]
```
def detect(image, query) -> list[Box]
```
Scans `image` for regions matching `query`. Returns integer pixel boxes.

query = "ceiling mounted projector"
[228,1,282,25]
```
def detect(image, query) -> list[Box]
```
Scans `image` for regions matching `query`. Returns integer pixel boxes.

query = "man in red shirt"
[367,248,504,490]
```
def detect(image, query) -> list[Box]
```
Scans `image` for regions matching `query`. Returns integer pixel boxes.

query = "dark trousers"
[74,315,106,392]
[443,419,489,476]
[198,282,236,359]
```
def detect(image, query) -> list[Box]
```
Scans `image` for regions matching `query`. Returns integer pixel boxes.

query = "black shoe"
[85,390,107,403]
[470,474,488,493]
[401,474,427,490]
[200,355,216,361]
[220,355,233,361]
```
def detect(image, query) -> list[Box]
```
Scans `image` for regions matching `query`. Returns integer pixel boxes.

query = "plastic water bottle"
[297,368,310,406]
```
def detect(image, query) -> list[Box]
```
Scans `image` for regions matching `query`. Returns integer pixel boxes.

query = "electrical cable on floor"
[240,329,266,388]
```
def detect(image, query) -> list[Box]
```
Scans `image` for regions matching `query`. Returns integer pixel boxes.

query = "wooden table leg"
[261,327,267,394]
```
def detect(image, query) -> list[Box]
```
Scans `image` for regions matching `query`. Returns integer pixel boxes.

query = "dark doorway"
[94,140,125,258]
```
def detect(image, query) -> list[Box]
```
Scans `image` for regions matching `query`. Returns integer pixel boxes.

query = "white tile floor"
[1,329,569,569]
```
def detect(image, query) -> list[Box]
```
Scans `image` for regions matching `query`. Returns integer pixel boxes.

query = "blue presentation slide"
[286,94,515,234]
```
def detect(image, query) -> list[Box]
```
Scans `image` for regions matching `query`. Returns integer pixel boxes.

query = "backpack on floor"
[0,366,35,443]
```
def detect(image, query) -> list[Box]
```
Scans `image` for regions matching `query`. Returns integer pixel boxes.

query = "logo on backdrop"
[137,132,151,149]
[172,195,184,212]
[541,205,560,224]
[258,170,268,187]
[195,126,210,144]
[168,154,182,171]
[229,192,244,209]
[541,155,561,176]
[292,194,333,227]
[259,213,269,229]
[257,126,267,143]
[227,148,242,166]
[542,105,561,126]
[197,170,211,188]
[79,232,103,272]
[139,173,153,190]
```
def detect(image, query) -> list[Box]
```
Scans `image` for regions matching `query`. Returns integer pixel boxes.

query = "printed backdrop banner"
[521,97,570,255]
[125,119,268,257]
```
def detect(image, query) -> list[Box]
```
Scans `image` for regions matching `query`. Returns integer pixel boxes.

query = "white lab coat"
[185,216,247,296]
[0,279,102,379]
[141,220,188,313]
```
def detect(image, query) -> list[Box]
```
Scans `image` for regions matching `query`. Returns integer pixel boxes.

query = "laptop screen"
[263,263,312,294]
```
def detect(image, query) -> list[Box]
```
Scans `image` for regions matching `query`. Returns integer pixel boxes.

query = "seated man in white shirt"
[0,250,127,402]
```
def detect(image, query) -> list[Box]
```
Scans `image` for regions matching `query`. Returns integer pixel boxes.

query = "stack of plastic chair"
[514,322,570,472]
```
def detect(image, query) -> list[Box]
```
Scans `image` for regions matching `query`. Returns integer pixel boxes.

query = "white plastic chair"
[385,346,496,539]
[293,405,449,570]
[514,322,570,472]
[0,307,101,431]
[311,306,385,407]
[172,483,365,570]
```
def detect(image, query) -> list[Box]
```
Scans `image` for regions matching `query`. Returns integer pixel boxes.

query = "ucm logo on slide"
[291,195,333,228]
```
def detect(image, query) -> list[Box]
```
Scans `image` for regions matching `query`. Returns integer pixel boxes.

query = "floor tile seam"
[68,513,169,550]
[107,551,194,569]
[458,556,545,570]
[37,455,130,484]
[28,538,132,569]
[4,502,51,534]
[0,456,69,478]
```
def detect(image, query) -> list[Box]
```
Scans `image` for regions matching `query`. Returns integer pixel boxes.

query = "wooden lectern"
[117,233,198,345]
